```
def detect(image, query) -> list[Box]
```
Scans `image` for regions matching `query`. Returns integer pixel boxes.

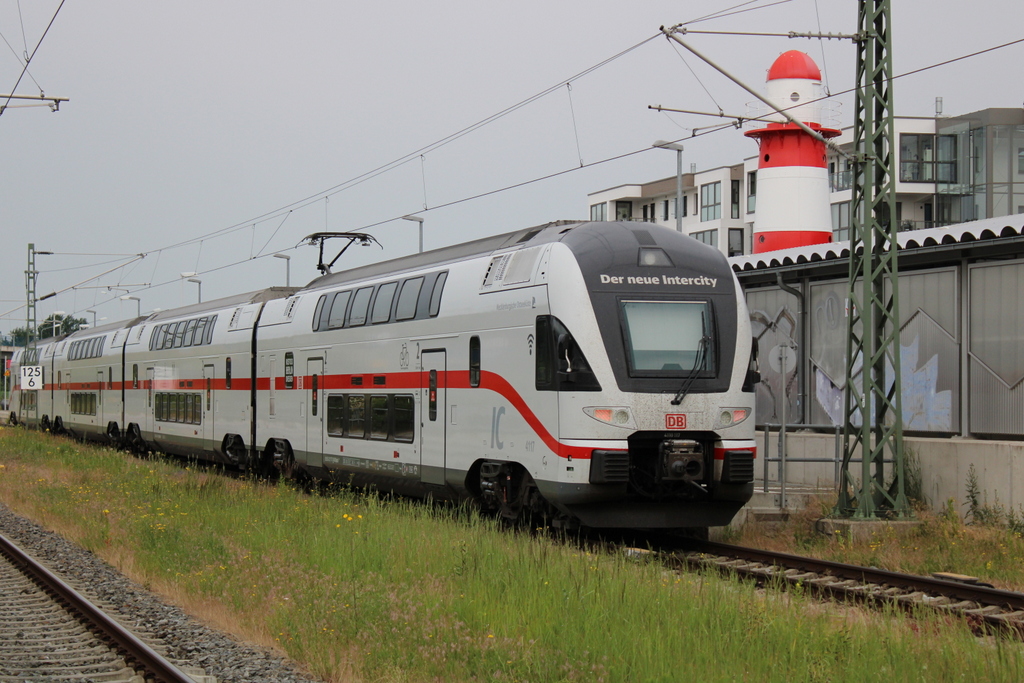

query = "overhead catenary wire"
[8,30,1024,324]
[0,0,65,117]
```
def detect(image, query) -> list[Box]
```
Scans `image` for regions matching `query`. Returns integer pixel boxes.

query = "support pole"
[836,0,910,519]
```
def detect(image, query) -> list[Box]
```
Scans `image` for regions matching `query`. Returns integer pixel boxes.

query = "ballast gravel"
[0,502,325,683]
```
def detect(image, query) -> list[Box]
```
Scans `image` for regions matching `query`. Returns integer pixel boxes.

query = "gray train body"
[11,221,759,529]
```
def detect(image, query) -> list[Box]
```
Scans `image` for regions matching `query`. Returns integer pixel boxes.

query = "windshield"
[620,300,714,374]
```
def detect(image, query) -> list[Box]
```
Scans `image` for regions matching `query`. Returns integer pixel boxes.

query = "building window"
[590,203,607,221]
[662,200,669,221]
[642,204,649,222]
[731,179,741,219]
[728,228,743,257]
[899,133,935,182]
[746,171,757,213]
[692,229,718,247]
[1018,147,1024,175]
[831,201,851,242]
[615,200,632,221]
[700,182,721,222]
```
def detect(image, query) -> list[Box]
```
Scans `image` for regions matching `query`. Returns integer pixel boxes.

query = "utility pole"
[836,0,910,518]
[25,244,38,348]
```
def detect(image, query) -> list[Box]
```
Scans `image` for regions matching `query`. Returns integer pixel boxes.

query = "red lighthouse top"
[767,50,822,81]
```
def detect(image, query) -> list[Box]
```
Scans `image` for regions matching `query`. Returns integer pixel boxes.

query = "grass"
[1,426,1023,682]
[728,493,1024,593]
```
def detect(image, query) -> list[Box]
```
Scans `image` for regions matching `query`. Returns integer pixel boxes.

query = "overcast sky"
[1,0,1021,333]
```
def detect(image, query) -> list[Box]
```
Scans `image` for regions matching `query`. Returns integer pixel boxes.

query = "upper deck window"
[620,300,715,376]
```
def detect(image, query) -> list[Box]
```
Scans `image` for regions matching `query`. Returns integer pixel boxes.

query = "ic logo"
[665,414,687,429]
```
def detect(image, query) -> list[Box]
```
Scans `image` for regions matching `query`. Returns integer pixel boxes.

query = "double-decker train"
[10,221,759,530]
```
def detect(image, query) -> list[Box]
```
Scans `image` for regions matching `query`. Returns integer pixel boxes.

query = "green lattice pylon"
[835,0,910,519]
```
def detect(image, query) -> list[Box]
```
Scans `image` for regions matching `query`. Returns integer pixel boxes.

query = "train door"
[420,350,447,485]
[305,358,324,469]
[145,367,155,436]
[97,370,106,430]
[203,364,215,449]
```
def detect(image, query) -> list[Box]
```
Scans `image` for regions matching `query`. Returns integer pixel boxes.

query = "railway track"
[670,539,1024,636]
[0,531,200,682]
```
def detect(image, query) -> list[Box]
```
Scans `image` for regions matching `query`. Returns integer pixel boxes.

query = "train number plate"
[665,414,687,429]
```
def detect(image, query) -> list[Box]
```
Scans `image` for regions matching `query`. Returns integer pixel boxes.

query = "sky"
[1,0,1021,335]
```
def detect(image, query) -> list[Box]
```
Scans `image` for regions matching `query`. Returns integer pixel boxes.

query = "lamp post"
[188,278,202,303]
[50,311,65,338]
[273,253,291,286]
[120,295,141,317]
[653,140,685,233]
[402,215,425,253]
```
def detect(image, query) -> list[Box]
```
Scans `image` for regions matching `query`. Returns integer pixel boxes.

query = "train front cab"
[535,225,758,529]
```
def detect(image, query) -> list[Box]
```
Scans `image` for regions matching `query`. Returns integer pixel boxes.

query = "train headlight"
[718,408,751,427]
[584,406,636,429]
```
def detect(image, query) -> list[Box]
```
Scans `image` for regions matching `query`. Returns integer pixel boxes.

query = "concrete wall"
[758,429,1024,517]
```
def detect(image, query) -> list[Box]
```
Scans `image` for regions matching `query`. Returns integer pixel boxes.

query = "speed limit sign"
[20,366,43,390]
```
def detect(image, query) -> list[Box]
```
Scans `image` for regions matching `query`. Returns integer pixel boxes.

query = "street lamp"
[653,140,685,233]
[402,215,425,254]
[188,278,202,303]
[120,295,141,317]
[273,253,291,286]
[50,310,65,338]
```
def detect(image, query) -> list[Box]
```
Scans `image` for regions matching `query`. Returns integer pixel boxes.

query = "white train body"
[11,222,758,528]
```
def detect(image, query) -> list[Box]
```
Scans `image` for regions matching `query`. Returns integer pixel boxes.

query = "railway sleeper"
[963,605,1006,616]
[987,610,1024,623]
[936,600,981,611]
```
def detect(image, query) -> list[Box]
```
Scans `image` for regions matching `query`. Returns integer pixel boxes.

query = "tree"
[37,314,87,340]
[8,327,31,346]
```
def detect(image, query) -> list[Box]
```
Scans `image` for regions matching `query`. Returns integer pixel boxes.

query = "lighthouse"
[745,50,839,253]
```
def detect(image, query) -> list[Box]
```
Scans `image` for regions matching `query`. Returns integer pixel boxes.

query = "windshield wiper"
[670,334,709,406]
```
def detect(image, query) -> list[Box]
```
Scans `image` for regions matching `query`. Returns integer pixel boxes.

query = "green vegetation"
[1,427,1022,682]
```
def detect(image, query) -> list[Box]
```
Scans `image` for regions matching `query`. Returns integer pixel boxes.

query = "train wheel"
[270,439,299,481]
[126,423,147,454]
[106,421,122,447]
[479,461,548,526]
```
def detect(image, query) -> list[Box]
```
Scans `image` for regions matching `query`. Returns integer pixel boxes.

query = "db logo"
[665,414,687,429]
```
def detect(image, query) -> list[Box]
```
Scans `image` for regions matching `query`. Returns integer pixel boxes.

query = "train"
[9,220,759,530]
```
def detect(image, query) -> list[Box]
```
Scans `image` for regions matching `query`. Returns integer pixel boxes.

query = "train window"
[394,395,414,442]
[205,315,218,345]
[178,394,187,422]
[183,319,198,347]
[347,287,373,327]
[284,352,294,389]
[371,282,398,324]
[346,395,365,438]
[311,373,319,416]
[163,324,175,350]
[133,364,138,389]
[312,294,327,331]
[193,318,208,346]
[173,321,187,348]
[328,291,351,329]
[469,336,481,387]
[326,395,345,436]
[57,371,62,390]
[395,278,423,321]
[168,393,178,422]
[108,367,112,390]
[535,315,601,392]
[428,370,437,421]
[370,395,389,439]
[620,300,715,376]
[429,272,447,317]
[185,394,193,423]
[149,326,160,351]
[226,357,232,390]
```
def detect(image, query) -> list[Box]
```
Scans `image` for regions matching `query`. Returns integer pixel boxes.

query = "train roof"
[302,220,731,291]
[302,221,579,291]
[144,287,301,322]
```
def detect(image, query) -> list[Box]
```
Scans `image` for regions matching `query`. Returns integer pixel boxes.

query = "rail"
[0,531,196,683]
